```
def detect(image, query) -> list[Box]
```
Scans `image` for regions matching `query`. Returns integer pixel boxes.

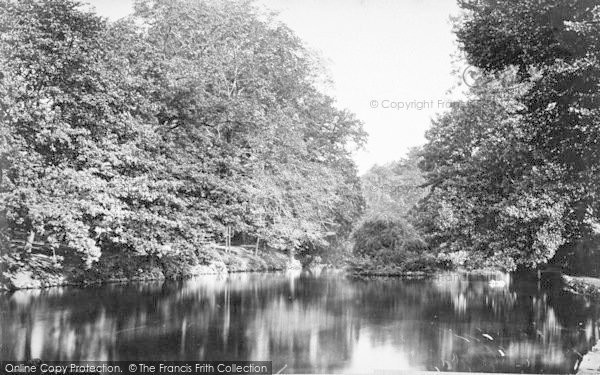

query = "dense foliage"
[418,0,600,270]
[349,151,447,274]
[352,217,426,255]
[4,0,597,280]
[359,148,426,221]
[0,0,365,276]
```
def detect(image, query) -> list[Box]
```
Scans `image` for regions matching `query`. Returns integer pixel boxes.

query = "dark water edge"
[0,246,296,291]
[1,271,599,374]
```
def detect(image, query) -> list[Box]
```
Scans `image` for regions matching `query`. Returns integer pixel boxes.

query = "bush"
[353,217,426,256]
[349,217,453,274]
[402,252,448,272]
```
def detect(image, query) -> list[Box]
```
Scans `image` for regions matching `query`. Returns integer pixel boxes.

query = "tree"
[0,0,366,276]
[418,0,600,269]
[129,0,366,255]
[361,148,427,221]
[352,150,428,258]
[0,0,135,266]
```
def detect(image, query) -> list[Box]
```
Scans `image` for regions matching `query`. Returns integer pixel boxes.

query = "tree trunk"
[0,210,7,256]
[0,210,8,288]
[226,226,231,253]
[25,230,35,253]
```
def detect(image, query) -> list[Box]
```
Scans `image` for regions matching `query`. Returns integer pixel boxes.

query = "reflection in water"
[1,272,599,373]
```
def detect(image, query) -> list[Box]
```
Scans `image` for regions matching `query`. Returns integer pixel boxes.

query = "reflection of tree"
[0,272,599,374]
[344,274,599,373]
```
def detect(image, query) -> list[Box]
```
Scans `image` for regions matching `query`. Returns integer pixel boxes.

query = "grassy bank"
[1,246,300,291]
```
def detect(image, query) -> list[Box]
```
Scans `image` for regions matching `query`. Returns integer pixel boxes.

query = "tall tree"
[0,0,366,274]
[419,0,600,269]
[130,0,366,253]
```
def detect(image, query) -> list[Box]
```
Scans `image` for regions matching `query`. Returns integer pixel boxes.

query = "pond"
[0,271,599,373]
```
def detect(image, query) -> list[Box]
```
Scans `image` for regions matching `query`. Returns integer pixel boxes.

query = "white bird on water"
[488,279,507,288]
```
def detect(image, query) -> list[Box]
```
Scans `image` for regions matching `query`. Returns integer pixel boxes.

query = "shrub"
[352,217,426,256]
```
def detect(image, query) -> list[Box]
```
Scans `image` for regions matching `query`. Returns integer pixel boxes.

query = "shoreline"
[559,274,600,375]
[5,255,600,295]
[563,275,600,301]
[0,246,301,292]
[0,269,298,294]
[577,339,600,374]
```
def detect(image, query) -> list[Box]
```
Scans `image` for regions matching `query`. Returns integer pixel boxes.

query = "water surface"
[1,271,599,373]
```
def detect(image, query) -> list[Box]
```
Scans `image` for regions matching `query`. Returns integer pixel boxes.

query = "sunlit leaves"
[0,0,366,270]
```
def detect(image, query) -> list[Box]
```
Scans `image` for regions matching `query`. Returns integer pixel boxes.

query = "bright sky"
[88,0,463,174]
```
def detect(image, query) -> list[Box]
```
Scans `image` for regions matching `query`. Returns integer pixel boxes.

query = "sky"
[88,0,464,174]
